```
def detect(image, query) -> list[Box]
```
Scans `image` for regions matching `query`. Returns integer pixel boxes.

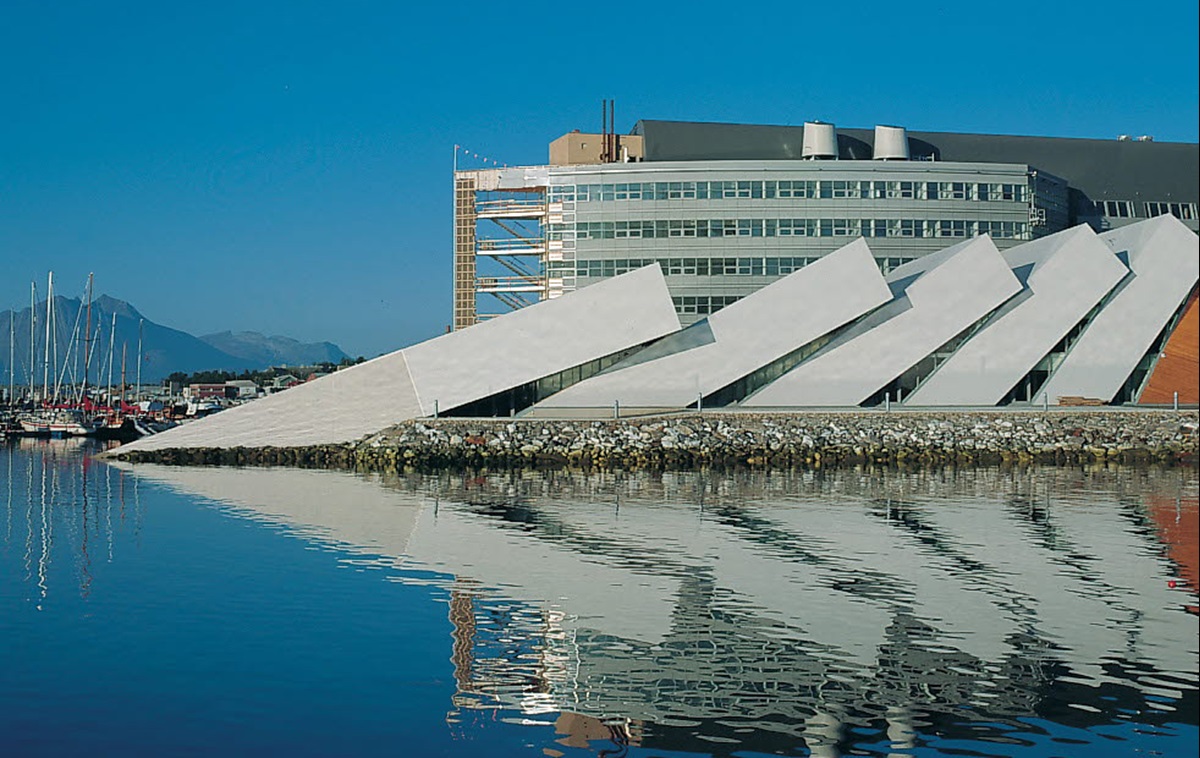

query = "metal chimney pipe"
[611,99,616,163]
[601,100,607,161]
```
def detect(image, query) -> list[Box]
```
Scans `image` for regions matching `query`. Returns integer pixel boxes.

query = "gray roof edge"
[632,119,1199,200]
[633,119,1199,147]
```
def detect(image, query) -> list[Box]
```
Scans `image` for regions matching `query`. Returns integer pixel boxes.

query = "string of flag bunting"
[454,144,506,167]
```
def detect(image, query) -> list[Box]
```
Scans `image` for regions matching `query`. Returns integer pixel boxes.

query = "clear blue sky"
[2,1,1197,358]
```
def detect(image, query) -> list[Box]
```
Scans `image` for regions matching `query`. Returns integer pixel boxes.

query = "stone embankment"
[112,410,1199,470]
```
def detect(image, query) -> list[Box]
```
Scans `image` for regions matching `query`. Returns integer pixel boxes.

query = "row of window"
[1146,201,1197,219]
[548,180,1029,203]
[1103,201,1199,220]
[558,218,1030,240]
[569,255,918,280]
[672,295,745,316]
[1095,200,1136,218]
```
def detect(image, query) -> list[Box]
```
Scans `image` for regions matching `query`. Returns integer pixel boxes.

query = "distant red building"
[185,383,227,400]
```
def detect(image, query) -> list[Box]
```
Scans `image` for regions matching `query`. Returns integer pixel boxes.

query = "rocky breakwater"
[111,410,1198,471]
[343,410,1197,471]
[110,412,1200,470]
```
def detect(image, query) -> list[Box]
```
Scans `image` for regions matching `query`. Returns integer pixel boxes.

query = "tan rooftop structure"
[549,131,644,166]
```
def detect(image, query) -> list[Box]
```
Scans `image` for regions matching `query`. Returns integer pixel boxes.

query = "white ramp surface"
[116,265,680,451]
[744,235,1020,407]
[1037,215,1200,404]
[906,225,1129,406]
[529,239,892,410]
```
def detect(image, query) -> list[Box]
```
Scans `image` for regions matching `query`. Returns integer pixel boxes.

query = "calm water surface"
[1,438,1197,757]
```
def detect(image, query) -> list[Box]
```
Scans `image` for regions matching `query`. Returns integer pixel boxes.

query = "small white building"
[270,374,300,393]
[225,380,262,400]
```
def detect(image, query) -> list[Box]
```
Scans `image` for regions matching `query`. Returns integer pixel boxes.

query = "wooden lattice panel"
[1140,288,1199,404]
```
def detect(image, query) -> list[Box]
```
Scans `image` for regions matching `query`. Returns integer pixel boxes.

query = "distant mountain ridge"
[0,295,349,385]
[200,331,347,367]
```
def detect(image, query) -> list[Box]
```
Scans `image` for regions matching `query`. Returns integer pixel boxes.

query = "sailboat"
[15,272,103,438]
[12,272,152,441]
[19,407,100,437]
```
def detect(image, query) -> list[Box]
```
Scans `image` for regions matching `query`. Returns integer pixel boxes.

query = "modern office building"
[524,215,1195,413]
[453,118,1199,330]
[116,215,1196,456]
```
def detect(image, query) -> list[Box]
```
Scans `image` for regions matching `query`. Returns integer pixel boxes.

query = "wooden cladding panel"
[1140,288,1199,404]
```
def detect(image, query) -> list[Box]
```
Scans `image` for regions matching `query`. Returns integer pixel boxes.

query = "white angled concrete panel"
[402,264,680,414]
[116,351,425,452]
[1037,215,1200,403]
[905,225,1129,406]
[744,235,1021,407]
[529,239,892,411]
[116,265,680,451]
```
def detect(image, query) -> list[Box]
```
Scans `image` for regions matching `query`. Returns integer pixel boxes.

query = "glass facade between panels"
[544,160,1063,324]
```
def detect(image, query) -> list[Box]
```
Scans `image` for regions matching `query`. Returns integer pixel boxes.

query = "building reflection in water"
[89,461,1200,754]
[1146,491,1199,615]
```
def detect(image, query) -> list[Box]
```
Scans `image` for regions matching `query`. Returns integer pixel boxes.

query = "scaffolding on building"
[451,109,642,330]
[453,168,550,330]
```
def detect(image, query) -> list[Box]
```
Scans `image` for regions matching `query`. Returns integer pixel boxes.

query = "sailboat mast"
[82,273,93,405]
[135,318,143,410]
[107,313,116,408]
[43,273,53,402]
[51,277,59,402]
[7,307,13,406]
[120,343,127,413]
[89,322,102,380]
[29,282,36,403]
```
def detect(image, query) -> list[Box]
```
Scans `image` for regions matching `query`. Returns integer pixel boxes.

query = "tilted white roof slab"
[400,264,679,414]
[1037,215,1200,404]
[905,225,1130,406]
[743,235,1020,407]
[115,265,680,451]
[529,239,892,411]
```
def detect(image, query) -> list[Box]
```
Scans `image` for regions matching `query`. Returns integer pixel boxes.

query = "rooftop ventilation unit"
[873,125,910,160]
[801,122,837,159]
